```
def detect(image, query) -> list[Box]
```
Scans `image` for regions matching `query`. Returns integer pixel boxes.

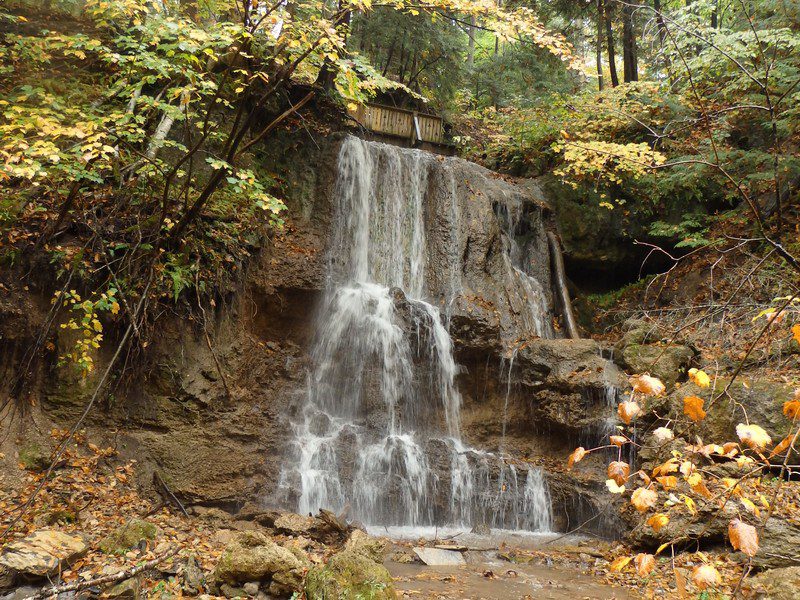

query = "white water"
[278,136,553,532]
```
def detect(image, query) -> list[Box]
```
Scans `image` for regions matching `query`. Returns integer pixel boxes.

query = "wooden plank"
[348,102,445,145]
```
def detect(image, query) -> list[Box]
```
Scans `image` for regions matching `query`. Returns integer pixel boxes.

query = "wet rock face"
[2,133,626,539]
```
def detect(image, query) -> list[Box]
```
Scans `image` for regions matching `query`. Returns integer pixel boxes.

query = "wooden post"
[412,112,422,145]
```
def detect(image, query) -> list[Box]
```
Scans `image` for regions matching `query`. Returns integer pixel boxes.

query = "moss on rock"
[18,442,50,471]
[305,548,396,600]
[99,519,160,554]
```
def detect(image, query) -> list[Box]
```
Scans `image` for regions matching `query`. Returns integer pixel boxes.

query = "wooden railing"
[347,103,445,145]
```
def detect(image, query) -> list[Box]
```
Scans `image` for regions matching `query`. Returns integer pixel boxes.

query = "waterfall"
[278,136,552,532]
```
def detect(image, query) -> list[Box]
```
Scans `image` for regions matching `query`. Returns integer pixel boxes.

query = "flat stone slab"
[413,547,466,566]
[0,529,87,577]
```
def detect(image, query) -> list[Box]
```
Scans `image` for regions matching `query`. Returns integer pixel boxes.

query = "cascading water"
[278,136,553,532]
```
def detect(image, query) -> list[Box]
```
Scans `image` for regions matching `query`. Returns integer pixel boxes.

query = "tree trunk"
[596,0,605,91]
[467,14,476,70]
[315,2,351,89]
[653,0,672,83]
[711,0,718,28]
[605,3,619,87]
[622,1,638,83]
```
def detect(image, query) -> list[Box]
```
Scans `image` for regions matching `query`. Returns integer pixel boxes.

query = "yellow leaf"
[736,423,772,451]
[609,555,633,572]
[681,494,697,515]
[631,487,658,512]
[740,497,759,517]
[634,553,655,577]
[608,461,630,486]
[729,519,759,557]
[606,479,626,494]
[567,447,587,470]
[655,542,671,555]
[646,513,669,532]
[683,396,707,422]
[792,324,800,344]
[618,401,641,425]
[692,564,721,590]
[688,368,711,388]
[630,374,666,396]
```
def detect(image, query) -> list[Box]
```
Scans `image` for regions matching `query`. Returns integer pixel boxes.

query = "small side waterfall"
[278,136,553,532]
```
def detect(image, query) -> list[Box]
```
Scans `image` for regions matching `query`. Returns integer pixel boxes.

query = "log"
[547,231,581,340]
[22,548,179,600]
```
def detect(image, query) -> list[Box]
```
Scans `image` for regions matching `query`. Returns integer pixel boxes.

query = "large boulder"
[304,548,395,600]
[745,566,800,599]
[751,517,800,570]
[614,320,694,388]
[342,530,388,563]
[99,519,161,554]
[273,512,316,536]
[212,531,310,598]
[0,530,87,579]
[653,378,795,445]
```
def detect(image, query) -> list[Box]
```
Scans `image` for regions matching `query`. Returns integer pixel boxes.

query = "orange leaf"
[630,374,666,396]
[729,519,759,557]
[567,447,587,470]
[653,459,678,477]
[691,564,721,590]
[683,395,707,422]
[770,434,794,458]
[646,513,669,532]
[634,553,655,577]
[608,461,630,486]
[792,324,800,345]
[721,442,739,457]
[631,487,658,512]
[610,435,628,447]
[656,475,677,490]
[618,401,641,425]
[784,398,800,421]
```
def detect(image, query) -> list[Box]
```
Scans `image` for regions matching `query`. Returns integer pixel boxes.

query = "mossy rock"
[212,531,309,596]
[18,442,50,471]
[619,342,694,388]
[655,378,794,443]
[99,519,160,554]
[613,319,695,388]
[305,549,396,600]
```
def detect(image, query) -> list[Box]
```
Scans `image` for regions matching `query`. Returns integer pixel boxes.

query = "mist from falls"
[278,136,553,532]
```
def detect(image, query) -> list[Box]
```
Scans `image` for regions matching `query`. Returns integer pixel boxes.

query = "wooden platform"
[347,103,451,151]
